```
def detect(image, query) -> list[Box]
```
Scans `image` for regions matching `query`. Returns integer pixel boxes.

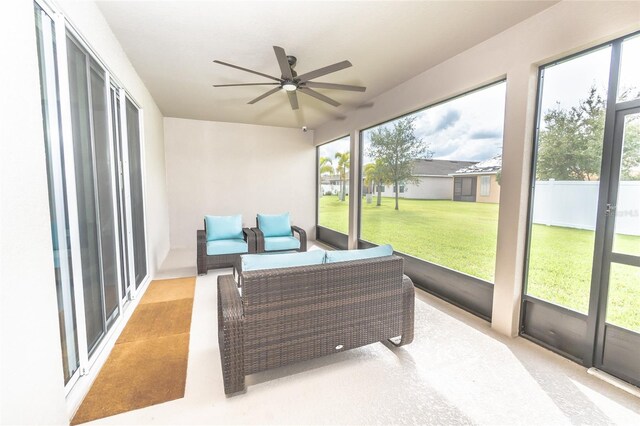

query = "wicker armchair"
[252,213,307,253]
[197,224,256,275]
[217,255,414,395]
[251,225,307,253]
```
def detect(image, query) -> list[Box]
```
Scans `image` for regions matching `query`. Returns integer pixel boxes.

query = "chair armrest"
[291,226,307,252]
[217,275,245,395]
[251,227,265,253]
[197,230,207,275]
[242,228,256,254]
[400,275,415,346]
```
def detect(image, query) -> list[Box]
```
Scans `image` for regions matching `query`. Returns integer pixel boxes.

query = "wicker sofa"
[217,254,415,395]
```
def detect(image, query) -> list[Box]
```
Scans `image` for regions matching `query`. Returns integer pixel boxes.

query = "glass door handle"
[605,204,616,216]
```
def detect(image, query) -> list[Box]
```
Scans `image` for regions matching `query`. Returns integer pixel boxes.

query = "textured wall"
[0,1,68,423]
[164,117,315,251]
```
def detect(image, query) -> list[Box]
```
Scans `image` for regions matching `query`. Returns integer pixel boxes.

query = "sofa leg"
[224,380,246,397]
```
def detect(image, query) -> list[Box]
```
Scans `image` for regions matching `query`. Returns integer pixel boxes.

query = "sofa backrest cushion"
[325,244,394,263]
[241,249,325,272]
[257,213,292,237]
[205,214,243,241]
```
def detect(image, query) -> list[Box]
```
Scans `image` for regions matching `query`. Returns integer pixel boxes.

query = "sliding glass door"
[125,99,147,288]
[111,87,132,302]
[34,0,149,390]
[34,4,80,384]
[67,35,119,354]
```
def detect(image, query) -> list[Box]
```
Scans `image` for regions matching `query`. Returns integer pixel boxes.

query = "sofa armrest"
[399,275,415,346]
[251,227,265,253]
[242,228,256,254]
[291,226,307,252]
[197,229,207,275]
[218,275,245,395]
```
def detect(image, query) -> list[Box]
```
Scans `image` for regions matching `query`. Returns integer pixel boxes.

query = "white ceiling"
[97,1,557,129]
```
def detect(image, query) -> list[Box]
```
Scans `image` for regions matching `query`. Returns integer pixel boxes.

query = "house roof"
[411,159,477,176]
[451,155,502,175]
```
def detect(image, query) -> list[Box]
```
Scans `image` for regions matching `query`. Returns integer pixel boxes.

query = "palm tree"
[319,156,334,176]
[318,157,333,197]
[363,162,376,194]
[363,159,387,206]
[334,151,350,202]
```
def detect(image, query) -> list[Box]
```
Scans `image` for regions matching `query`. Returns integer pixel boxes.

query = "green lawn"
[318,195,640,331]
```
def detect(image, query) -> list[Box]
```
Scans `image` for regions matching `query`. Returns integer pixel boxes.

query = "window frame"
[480,176,491,196]
[520,30,640,367]
[315,135,351,249]
[355,80,507,321]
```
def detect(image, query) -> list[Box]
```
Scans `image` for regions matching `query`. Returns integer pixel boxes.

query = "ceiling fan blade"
[287,91,299,110]
[273,46,293,80]
[297,60,352,82]
[298,87,340,107]
[248,87,282,104]
[304,81,366,92]
[213,83,280,87]
[213,60,281,82]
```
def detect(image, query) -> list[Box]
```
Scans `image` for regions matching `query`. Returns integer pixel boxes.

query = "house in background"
[450,155,502,203]
[320,173,349,196]
[376,158,476,199]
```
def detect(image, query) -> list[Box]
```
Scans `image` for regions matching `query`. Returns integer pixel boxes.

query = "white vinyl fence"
[532,180,640,236]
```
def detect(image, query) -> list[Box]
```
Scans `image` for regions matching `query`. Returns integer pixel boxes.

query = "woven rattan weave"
[197,226,256,275]
[217,255,415,395]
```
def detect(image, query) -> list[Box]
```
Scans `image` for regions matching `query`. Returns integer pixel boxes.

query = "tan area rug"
[71,277,196,425]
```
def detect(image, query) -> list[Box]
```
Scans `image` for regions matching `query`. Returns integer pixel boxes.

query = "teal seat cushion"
[257,213,292,237]
[241,250,326,272]
[206,239,248,256]
[264,236,300,252]
[325,244,394,263]
[205,214,243,241]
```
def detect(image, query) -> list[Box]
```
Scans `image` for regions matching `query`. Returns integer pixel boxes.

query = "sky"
[362,82,507,164]
[318,135,350,163]
[319,34,640,169]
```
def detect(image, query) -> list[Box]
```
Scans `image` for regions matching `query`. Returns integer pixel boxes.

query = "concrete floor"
[88,245,640,425]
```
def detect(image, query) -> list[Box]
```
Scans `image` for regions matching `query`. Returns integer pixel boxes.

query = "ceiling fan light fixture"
[282,82,297,92]
[213,46,365,111]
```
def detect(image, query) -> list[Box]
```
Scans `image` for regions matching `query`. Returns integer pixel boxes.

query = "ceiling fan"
[213,46,366,110]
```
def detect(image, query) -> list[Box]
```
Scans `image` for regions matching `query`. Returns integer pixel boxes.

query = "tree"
[620,114,640,181]
[318,156,334,197]
[319,156,334,176]
[363,159,388,206]
[368,116,430,210]
[537,86,640,181]
[334,151,350,201]
[537,87,605,181]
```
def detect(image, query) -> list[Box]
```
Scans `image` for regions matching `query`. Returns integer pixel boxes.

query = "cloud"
[362,82,507,165]
[470,129,502,139]
[432,109,461,133]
